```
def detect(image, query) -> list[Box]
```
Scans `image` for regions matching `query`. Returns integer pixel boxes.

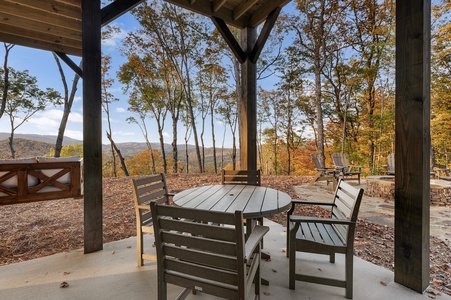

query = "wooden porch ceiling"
[0,0,289,57]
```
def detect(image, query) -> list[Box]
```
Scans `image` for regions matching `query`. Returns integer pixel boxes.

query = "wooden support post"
[239,27,257,171]
[395,0,431,292]
[82,0,103,253]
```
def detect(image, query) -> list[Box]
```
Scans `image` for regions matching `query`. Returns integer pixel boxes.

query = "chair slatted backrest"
[311,154,322,170]
[132,174,170,228]
[332,153,349,173]
[329,180,364,244]
[221,169,261,186]
[387,153,395,174]
[151,202,248,299]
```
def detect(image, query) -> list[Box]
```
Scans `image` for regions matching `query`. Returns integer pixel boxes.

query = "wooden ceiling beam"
[211,16,246,63]
[55,0,80,7]
[250,7,280,63]
[1,1,81,30]
[234,0,259,21]
[101,0,144,26]
[5,0,81,20]
[0,23,81,50]
[249,0,289,27]
[165,0,248,28]
[0,12,81,41]
[54,51,82,77]
[0,32,81,56]
[213,0,227,12]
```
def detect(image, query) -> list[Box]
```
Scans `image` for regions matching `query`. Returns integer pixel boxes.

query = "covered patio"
[0,219,444,300]
[0,0,433,297]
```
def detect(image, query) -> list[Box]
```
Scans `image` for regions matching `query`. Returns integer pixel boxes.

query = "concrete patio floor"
[1,218,448,300]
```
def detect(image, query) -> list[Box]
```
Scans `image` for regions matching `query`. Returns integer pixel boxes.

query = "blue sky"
[0,3,294,148]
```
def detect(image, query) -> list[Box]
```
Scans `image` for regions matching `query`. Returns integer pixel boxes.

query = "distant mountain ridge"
[0,133,232,162]
[0,132,82,146]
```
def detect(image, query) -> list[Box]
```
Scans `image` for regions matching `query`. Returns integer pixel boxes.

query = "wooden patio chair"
[131,174,173,266]
[221,169,261,186]
[331,152,362,185]
[150,202,269,300]
[434,166,451,181]
[222,169,263,229]
[309,153,337,187]
[287,179,364,299]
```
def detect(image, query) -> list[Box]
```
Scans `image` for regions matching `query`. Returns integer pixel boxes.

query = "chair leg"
[289,234,296,289]
[254,253,262,297]
[258,217,264,248]
[158,281,167,300]
[286,224,290,258]
[137,230,144,266]
[345,252,353,299]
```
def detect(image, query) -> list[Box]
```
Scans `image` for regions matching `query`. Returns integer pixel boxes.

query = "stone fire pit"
[366,175,451,206]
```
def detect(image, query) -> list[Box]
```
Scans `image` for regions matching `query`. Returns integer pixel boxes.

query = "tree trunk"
[106,131,129,176]
[8,136,15,159]
[210,106,218,173]
[54,57,81,157]
[1,44,14,119]
[314,61,325,167]
[144,140,156,175]
[158,128,167,174]
[172,117,178,173]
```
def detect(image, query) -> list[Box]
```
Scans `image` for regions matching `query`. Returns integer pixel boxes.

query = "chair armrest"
[288,200,335,216]
[291,199,335,207]
[289,215,355,226]
[137,204,150,211]
[245,225,269,260]
[334,165,345,172]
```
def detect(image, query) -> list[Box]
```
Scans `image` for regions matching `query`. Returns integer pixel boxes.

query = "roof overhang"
[0,0,290,57]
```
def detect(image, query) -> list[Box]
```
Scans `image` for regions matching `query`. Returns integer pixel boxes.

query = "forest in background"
[2,0,451,177]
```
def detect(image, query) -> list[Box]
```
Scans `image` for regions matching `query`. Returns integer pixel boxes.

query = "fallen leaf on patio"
[112,251,116,254]
[427,288,441,296]
[63,272,70,275]
[318,268,322,272]
[272,269,277,273]
[428,296,436,299]
[60,281,69,288]
[281,248,286,253]
[127,246,131,249]
[380,281,387,286]
[263,291,271,295]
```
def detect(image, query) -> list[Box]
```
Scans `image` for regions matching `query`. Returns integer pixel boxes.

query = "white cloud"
[69,112,83,123]
[116,107,126,113]
[113,130,136,137]
[102,24,128,48]
[64,129,83,141]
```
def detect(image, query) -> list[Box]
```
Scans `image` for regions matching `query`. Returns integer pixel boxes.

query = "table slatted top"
[173,185,292,219]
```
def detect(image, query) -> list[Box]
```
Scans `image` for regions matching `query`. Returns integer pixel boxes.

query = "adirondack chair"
[434,165,451,181]
[150,202,269,300]
[131,174,173,266]
[384,153,395,175]
[287,179,364,299]
[385,153,436,178]
[331,152,362,185]
[309,153,337,187]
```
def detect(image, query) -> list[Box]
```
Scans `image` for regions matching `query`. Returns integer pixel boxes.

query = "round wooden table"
[173,184,292,219]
